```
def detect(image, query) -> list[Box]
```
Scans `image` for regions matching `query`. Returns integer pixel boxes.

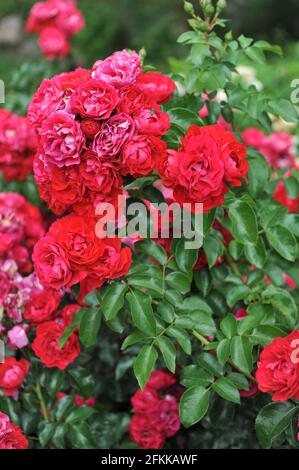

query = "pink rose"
[135,103,170,136]
[40,111,85,167]
[92,113,135,161]
[56,1,85,36]
[7,326,29,350]
[38,27,70,60]
[70,79,119,119]
[28,77,65,132]
[92,50,141,89]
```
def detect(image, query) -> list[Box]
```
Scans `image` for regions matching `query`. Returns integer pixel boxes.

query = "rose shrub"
[0,0,299,451]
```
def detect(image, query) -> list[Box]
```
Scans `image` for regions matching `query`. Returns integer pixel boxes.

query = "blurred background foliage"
[0,0,299,110]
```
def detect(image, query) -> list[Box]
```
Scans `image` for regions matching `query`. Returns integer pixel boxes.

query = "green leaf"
[266,225,297,262]
[70,423,97,449]
[157,336,176,373]
[197,352,223,377]
[251,325,288,346]
[179,386,210,428]
[180,365,213,388]
[175,239,198,273]
[244,46,265,64]
[65,406,95,425]
[55,396,74,422]
[126,290,156,336]
[166,272,191,293]
[79,307,102,348]
[212,377,240,404]
[190,43,210,66]
[39,422,56,447]
[227,285,251,308]
[255,402,297,449]
[121,331,148,350]
[227,373,249,391]
[101,283,127,321]
[203,230,224,268]
[128,273,164,296]
[220,314,237,338]
[230,336,253,375]
[216,339,231,365]
[228,200,258,245]
[244,237,267,269]
[167,107,203,130]
[262,287,298,328]
[134,345,158,389]
[167,326,191,354]
[267,99,298,123]
[135,239,168,265]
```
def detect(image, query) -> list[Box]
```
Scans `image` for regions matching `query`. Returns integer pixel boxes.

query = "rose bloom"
[40,111,85,167]
[117,85,152,117]
[92,50,141,89]
[81,119,101,139]
[78,238,132,302]
[129,414,165,449]
[38,27,70,60]
[0,357,30,398]
[33,237,73,290]
[256,330,299,401]
[136,72,176,104]
[55,0,85,36]
[70,78,119,119]
[183,124,248,187]
[92,113,135,161]
[47,215,106,272]
[135,104,170,136]
[172,136,227,213]
[32,320,80,370]
[28,77,65,133]
[274,181,299,213]
[23,289,61,324]
[122,135,166,177]
[34,153,85,215]
[0,413,28,449]
[80,151,123,195]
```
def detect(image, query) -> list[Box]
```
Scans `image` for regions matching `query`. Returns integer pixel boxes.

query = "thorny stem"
[35,382,51,423]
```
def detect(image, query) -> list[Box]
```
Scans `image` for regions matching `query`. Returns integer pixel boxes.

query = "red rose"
[183,124,248,187]
[80,151,123,195]
[0,412,28,449]
[32,321,80,370]
[34,154,85,215]
[274,181,299,213]
[70,78,119,119]
[158,149,179,187]
[174,137,226,212]
[136,72,176,104]
[117,85,152,116]
[54,304,80,328]
[256,330,299,401]
[33,237,74,290]
[81,119,101,139]
[129,414,165,449]
[23,289,61,324]
[0,357,30,398]
[48,216,105,272]
[131,387,160,414]
[122,135,166,177]
[135,103,170,136]
[92,113,135,161]
[147,370,177,390]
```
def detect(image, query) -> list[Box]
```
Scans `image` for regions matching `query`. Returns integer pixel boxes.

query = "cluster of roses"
[26,0,85,60]
[0,110,36,182]
[0,412,28,449]
[159,123,249,213]
[242,127,297,170]
[29,49,174,216]
[0,192,45,335]
[129,370,181,449]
